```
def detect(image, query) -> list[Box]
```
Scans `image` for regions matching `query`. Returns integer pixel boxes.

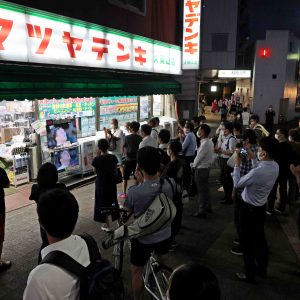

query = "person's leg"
[197,168,210,213]
[225,165,234,202]
[267,180,278,213]
[240,203,256,280]
[288,172,297,205]
[0,213,11,272]
[254,207,268,277]
[219,158,227,198]
[234,194,243,241]
[278,174,288,212]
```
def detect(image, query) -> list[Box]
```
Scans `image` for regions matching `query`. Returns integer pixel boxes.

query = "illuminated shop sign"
[0,1,182,75]
[218,70,251,78]
[182,0,202,69]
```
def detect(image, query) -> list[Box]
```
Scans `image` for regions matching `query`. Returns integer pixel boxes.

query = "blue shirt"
[182,132,197,157]
[125,178,174,244]
[232,160,279,206]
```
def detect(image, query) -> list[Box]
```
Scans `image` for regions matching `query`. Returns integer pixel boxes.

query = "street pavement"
[1,110,300,299]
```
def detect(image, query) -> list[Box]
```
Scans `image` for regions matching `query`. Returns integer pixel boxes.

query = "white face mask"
[274,134,279,140]
[197,132,201,138]
[289,136,293,142]
[183,128,190,134]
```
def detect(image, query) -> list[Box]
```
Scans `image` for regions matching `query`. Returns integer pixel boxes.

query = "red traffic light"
[259,48,271,58]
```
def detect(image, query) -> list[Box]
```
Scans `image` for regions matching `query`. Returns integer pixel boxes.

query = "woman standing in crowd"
[29,162,67,262]
[92,139,119,232]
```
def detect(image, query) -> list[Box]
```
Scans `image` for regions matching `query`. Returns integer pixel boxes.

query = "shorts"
[0,214,5,242]
[123,159,137,181]
[130,237,172,266]
[110,153,123,165]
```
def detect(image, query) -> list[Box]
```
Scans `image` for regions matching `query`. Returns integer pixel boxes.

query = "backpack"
[41,233,124,300]
[158,148,170,167]
[108,136,117,151]
[102,178,177,249]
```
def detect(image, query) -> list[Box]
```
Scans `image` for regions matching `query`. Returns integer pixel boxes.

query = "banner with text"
[0,1,182,75]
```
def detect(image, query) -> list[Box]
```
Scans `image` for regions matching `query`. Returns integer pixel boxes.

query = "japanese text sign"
[0,1,182,75]
[99,96,138,129]
[182,0,201,69]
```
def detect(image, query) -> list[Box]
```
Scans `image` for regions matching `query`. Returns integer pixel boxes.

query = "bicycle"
[101,206,173,300]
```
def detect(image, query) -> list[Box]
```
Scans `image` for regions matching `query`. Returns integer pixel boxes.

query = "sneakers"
[235,272,256,284]
[266,210,274,216]
[101,224,113,233]
[231,245,243,256]
[119,193,128,199]
[233,238,240,245]
[0,261,11,273]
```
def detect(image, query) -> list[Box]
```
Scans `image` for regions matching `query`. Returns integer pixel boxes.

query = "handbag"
[108,136,117,151]
[227,151,237,168]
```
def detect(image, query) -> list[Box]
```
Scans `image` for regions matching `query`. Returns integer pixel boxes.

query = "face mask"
[289,136,293,142]
[197,132,201,138]
[183,128,190,134]
[257,151,265,161]
[275,134,279,140]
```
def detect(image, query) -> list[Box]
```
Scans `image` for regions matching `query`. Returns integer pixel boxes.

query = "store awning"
[0,63,181,100]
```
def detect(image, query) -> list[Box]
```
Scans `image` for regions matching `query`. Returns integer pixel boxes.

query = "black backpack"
[41,233,124,300]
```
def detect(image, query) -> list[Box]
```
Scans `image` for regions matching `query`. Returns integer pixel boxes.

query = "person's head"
[60,150,71,167]
[191,116,200,127]
[242,129,257,146]
[184,122,194,135]
[140,124,152,137]
[137,146,160,175]
[178,119,186,129]
[37,162,58,187]
[233,122,242,136]
[110,118,118,130]
[153,117,160,126]
[167,263,220,300]
[289,127,300,142]
[130,121,140,133]
[148,118,156,128]
[250,115,259,128]
[55,127,67,145]
[275,128,288,142]
[97,138,109,153]
[198,124,211,139]
[243,107,248,112]
[167,141,182,158]
[222,121,233,136]
[38,189,79,239]
[124,122,131,131]
[199,115,207,124]
[268,105,273,110]
[158,129,170,145]
[258,136,278,161]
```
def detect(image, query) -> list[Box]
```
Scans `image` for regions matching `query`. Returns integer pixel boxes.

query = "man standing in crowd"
[23,189,90,299]
[181,122,197,188]
[232,137,279,283]
[0,166,10,273]
[267,128,292,214]
[216,121,237,204]
[104,118,124,165]
[231,129,258,256]
[191,116,201,149]
[241,107,250,132]
[122,121,142,199]
[125,147,173,300]
[192,124,214,218]
[148,117,160,143]
[158,129,171,169]
[249,114,269,141]
[265,105,276,136]
[139,124,158,149]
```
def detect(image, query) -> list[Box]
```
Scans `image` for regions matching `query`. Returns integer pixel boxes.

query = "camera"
[240,148,248,158]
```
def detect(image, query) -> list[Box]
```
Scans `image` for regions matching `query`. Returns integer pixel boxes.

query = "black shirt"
[0,167,10,214]
[123,134,142,160]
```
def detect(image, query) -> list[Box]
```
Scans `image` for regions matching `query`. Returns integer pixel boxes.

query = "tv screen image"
[52,147,80,171]
[46,120,77,149]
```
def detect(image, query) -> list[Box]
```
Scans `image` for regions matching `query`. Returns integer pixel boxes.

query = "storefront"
[0,1,182,184]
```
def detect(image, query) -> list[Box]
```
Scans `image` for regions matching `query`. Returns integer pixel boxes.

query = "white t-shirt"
[23,235,90,300]
[242,111,250,126]
[111,128,124,154]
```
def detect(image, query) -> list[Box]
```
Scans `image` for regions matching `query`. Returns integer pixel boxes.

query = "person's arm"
[182,134,190,154]
[29,184,39,201]
[0,168,9,188]
[192,143,207,168]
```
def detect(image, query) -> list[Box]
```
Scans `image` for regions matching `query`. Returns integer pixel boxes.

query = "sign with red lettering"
[0,1,182,75]
[182,0,201,69]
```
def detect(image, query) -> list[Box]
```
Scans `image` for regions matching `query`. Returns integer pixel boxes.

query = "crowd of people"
[1,106,300,299]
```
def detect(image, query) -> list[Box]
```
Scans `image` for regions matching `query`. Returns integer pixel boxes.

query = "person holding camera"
[231,129,259,256]
[232,137,279,283]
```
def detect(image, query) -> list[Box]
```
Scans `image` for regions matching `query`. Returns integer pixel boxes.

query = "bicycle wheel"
[148,264,172,300]
[113,240,124,273]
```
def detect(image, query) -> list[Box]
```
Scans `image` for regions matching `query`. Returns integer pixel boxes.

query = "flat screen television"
[52,147,80,171]
[46,119,77,149]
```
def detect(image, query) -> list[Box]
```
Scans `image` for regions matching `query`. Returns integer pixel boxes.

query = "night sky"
[247,0,300,40]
